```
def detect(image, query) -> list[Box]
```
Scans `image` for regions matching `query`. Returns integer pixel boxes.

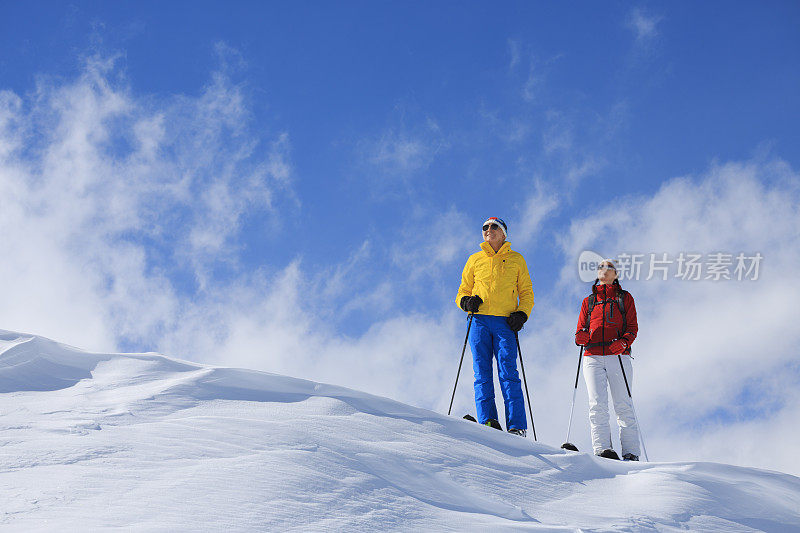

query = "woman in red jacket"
[574,259,641,460]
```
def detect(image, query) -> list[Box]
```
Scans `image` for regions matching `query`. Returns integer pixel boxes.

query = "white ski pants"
[583,354,640,456]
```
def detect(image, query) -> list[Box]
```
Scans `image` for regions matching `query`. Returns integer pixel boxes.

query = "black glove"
[506,311,527,332]
[460,295,483,313]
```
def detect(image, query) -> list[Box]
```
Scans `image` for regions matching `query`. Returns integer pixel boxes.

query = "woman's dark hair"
[592,278,623,288]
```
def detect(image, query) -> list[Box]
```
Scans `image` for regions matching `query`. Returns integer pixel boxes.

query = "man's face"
[482,223,505,247]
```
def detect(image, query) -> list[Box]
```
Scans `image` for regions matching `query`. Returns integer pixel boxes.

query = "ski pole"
[515,332,537,441]
[617,354,649,462]
[447,314,474,416]
[561,345,584,451]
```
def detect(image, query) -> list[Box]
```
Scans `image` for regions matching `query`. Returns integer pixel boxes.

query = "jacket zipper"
[601,297,606,356]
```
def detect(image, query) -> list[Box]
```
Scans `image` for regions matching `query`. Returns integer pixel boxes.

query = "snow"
[1,330,799,532]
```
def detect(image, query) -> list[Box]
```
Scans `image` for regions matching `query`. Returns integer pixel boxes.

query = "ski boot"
[484,419,503,430]
[597,449,620,460]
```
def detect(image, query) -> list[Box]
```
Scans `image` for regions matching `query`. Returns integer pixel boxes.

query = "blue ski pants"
[468,314,526,430]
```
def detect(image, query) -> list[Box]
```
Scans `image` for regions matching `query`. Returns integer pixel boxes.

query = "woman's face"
[597,262,618,284]
[482,223,505,248]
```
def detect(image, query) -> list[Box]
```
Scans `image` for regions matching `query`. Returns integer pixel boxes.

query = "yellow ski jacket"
[455,241,534,318]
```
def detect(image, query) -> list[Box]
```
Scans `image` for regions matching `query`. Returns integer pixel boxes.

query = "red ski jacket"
[575,283,638,356]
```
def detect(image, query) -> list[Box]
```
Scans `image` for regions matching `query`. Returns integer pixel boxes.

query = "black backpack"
[584,282,630,352]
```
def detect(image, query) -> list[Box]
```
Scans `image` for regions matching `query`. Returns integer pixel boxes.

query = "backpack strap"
[617,289,632,354]
[584,294,596,331]
[616,290,627,336]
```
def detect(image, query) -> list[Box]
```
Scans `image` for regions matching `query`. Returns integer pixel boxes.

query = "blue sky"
[1,2,800,473]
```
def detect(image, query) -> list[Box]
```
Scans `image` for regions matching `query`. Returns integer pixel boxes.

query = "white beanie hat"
[599,258,617,270]
[482,217,508,238]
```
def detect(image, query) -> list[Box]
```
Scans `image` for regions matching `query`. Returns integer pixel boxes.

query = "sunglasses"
[482,223,500,231]
[598,264,616,271]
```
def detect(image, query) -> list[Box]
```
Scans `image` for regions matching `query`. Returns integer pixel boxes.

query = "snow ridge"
[1,329,799,532]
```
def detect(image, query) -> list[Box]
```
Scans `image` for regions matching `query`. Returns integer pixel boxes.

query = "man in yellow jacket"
[456,217,534,436]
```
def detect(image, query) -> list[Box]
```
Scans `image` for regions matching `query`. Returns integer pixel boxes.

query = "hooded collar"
[593,281,619,298]
[480,241,510,256]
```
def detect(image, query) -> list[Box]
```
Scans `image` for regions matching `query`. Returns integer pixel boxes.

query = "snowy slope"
[1,330,799,532]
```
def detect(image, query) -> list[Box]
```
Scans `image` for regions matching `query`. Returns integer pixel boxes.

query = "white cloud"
[506,47,563,104]
[542,112,573,155]
[371,134,430,175]
[523,62,541,103]
[627,8,662,43]
[565,155,603,185]
[391,206,473,281]
[511,178,560,245]
[354,116,450,202]
[475,104,530,145]
[539,111,606,186]
[508,39,521,70]
[0,54,292,351]
[532,155,800,475]
[149,257,470,413]
[0,52,471,417]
